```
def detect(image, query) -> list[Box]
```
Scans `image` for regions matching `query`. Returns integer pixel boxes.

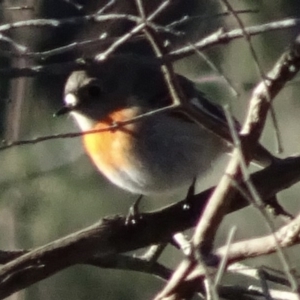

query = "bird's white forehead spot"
[64,93,78,106]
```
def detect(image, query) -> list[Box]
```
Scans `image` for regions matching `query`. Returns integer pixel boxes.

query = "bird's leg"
[171,178,197,257]
[125,194,143,225]
[187,177,196,199]
[182,177,197,211]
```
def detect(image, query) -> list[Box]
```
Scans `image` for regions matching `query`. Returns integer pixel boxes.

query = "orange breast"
[83,109,137,175]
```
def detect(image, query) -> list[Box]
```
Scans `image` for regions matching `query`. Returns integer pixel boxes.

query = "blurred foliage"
[0,0,300,299]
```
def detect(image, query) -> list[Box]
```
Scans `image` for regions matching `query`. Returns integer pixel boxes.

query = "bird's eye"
[86,84,102,98]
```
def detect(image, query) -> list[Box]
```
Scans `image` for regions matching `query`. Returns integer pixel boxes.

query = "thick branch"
[0,156,299,298]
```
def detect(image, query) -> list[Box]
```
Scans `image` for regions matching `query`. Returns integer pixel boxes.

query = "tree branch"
[0,156,299,298]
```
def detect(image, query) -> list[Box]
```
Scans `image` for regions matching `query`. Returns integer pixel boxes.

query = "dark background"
[0,1,300,299]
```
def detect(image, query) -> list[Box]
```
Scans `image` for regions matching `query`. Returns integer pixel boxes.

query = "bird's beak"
[53,106,72,117]
[54,93,78,117]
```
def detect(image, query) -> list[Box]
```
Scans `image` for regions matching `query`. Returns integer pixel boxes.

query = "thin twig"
[221,0,283,166]
[214,226,236,286]
[224,103,298,291]
[0,33,27,53]
[0,19,300,76]
[167,9,259,28]
[0,104,176,152]
[59,0,83,10]
[169,18,300,61]
[188,42,239,98]
[221,1,297,289]
[155,26,300,300]
[1,6,34,11]
[95,0,172,61]
[96,0,115,14]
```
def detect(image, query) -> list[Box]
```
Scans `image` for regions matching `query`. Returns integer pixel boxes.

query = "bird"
[56,56,275,195]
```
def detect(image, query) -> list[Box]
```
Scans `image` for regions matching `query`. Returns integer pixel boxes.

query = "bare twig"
[0,104,176,151]
[0,19,299,76]
[219,285,299,300]
[188,42,239,97]
[0,33,27,53]
[59,0,83,10]
[155,28,300,300]
[221,0,283,159]
[215,211,300,263]
[167,9,259,29]
[95,0,172,61]
[1,6,34,11]
[224,104,298,291]
[169,18,300,61]
[214,226,236,286]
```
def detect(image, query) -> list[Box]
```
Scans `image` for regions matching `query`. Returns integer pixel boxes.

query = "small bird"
[56,56,274,195]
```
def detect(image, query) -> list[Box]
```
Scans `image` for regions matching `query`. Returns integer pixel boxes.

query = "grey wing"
[176,75,276,167]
